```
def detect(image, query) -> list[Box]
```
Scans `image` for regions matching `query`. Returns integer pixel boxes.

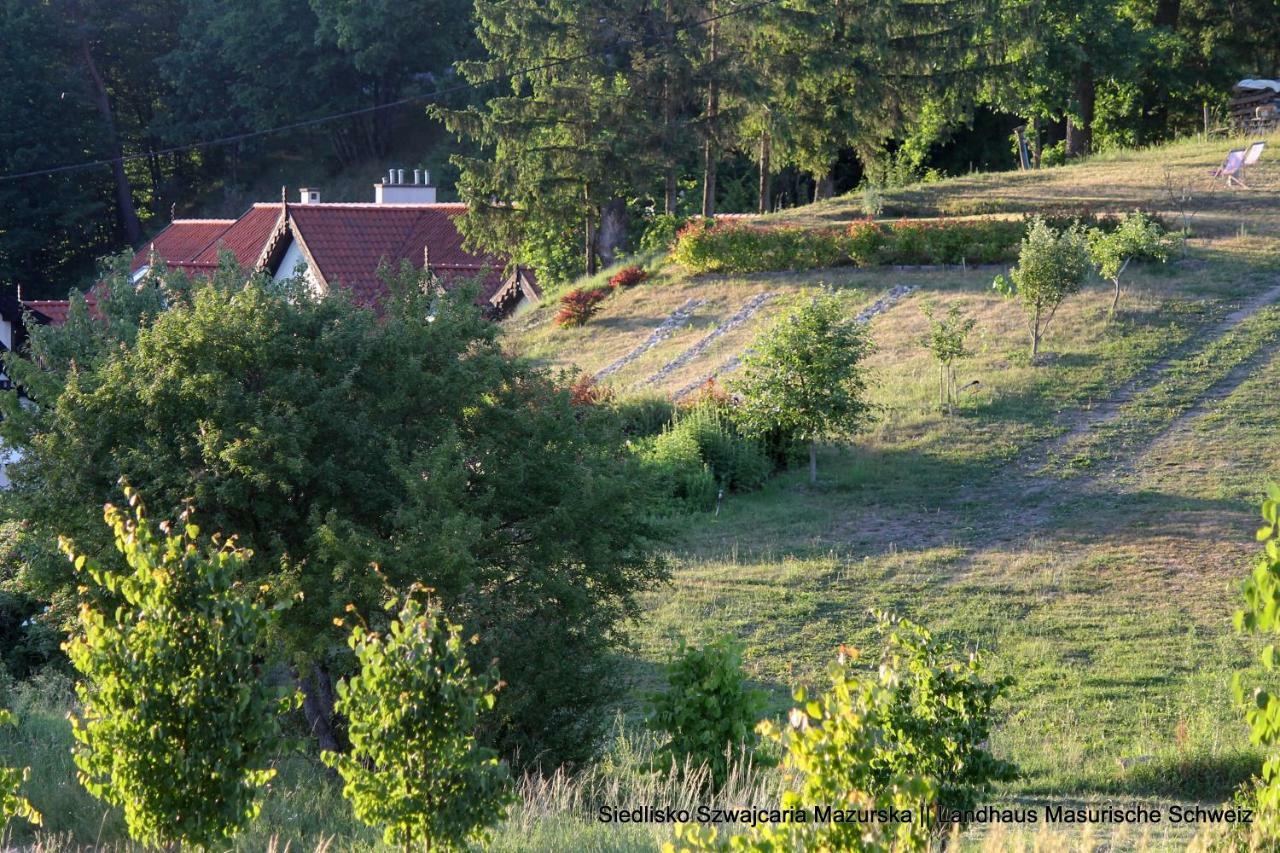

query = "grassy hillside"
[498,132,1280,849]
[6,134,1280,852]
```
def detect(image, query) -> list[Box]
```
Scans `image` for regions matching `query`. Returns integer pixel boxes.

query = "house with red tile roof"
[27,172,540,325]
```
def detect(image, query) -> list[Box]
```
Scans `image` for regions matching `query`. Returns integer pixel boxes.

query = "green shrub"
[846,220,890,266]
[669,615,1014,852]
[673,218,1026,275]
[1233,485,1280,840]
[639,213,688,253]
[732,293,875,485]
[612,393,678,439]
[0,708,40,831]
[1087,210,1172,315]
[648,636,765,788]
[62,489,292,850]
[669,645,935,853]
[675,403,772,493]
[643,426,719,512]
[324,593,514,852]
[637,400,773,511]
[671,221,851,274]
[870,614,1016,828]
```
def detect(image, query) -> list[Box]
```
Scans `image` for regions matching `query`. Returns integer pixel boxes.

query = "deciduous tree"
[731,293,875,484]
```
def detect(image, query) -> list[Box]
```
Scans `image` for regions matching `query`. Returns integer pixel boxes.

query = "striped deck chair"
[1236,141,1266,187]
[1210,148,1246,186]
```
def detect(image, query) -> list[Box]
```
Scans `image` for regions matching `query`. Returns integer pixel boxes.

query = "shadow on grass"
[1116,751,1260,801]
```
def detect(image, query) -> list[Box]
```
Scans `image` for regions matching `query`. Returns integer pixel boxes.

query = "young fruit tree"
[730,293,875,485]
[920,301,976,412]
[1086,211,1170,316]
[62,487,293,850]
[323,592,514,851]
[0,710,41,831]
[992,217,1089,360]
[647,635,766,789]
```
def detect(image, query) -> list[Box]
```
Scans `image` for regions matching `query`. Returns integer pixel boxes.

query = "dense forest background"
[1,0,1278,297]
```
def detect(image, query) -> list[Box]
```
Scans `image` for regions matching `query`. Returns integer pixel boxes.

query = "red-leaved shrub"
[569,373,613,406]
[555,288,610,327]
[609,265,648,289]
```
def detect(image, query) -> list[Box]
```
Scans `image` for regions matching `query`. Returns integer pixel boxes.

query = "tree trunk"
[812,174,834,202]
[662,0,678,215]
[300,664,343,754]
[758,132,772,214]
[1031,304,1041,359]
[584,206,597,277]
[1031,116,1042,169]
[74,15,143,247]
[808,441,817,485]
[597,198,628,267]
[1065,69,1096,158]
[701,0,718,218]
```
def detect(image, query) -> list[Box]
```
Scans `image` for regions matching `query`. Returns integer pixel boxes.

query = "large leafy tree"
[751,0,1011,199]
[0,262,664,765]
[439,0,656,282]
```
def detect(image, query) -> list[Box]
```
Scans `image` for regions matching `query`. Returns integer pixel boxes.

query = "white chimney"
[298,187,320,204]
[374,167,437,204]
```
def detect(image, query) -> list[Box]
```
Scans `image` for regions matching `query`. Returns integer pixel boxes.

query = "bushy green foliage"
[1,265,664,767]
[993,217,1090,359]
[920,301,977,411]
[648,636,765,788]
[671,219,1026,275]
[1233,485,1280,839]
[612,393,678,439]
[643,425,719,513]
[323,593,514,851]
[1086,211,1172,315]
[62,488,291,850]
[668,646,936,853]
[669,616,1013,851]
[0,708,40,830]
[671,221,851,275]
[869,614,1016,826]
[638,401,773,511]
[731,294,875,484]
[639,214,689,254]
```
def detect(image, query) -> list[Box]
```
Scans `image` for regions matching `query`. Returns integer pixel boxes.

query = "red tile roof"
[129,219,236,273]
[31,202,534,328]
[192,204,283,268]
[284,204,510,305]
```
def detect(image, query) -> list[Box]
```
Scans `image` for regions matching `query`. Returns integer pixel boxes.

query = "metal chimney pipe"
[413,169,421,184]
[397,168,405,184]
[387,169,395,185]
[423,169,431,186]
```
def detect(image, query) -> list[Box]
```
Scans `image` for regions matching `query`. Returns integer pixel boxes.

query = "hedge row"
[672,217,1052,274]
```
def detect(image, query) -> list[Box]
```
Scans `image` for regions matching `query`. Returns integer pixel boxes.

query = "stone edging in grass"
[594,297,705,380]
[639,292,776,389]
[672,284,919,398]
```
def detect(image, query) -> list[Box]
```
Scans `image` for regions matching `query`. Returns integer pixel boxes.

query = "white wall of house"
[272,239,322,295]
